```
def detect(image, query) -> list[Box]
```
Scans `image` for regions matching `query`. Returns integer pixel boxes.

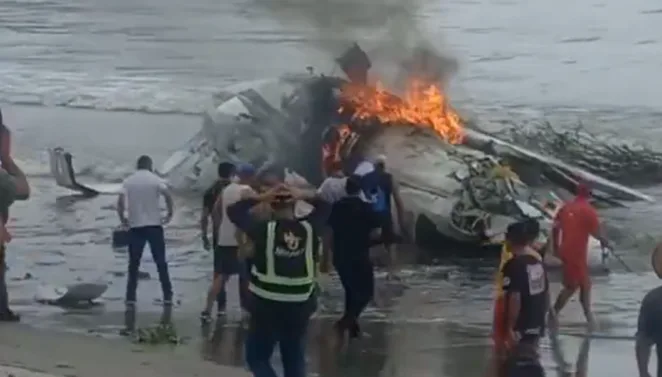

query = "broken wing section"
[48,147,122,196]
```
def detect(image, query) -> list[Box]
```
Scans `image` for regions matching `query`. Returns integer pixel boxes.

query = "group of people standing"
[116,150,405,377]
[186,155,407,377]
[6,109,662,377]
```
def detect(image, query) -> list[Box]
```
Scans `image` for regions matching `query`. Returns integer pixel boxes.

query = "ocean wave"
[0,65,221,115]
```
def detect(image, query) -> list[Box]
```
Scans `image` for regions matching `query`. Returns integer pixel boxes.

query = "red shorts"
[492,296,507,347]
[561,259,590,289]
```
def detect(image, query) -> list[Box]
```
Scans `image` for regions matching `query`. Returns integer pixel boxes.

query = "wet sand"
[0,322,249,377]
[1,104,659,376]
[0,303,652,377]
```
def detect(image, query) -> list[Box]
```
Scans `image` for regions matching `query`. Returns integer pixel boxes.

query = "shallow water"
[2,0,662,375]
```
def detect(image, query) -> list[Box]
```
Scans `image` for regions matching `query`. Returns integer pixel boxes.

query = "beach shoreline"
[0,322,250,377]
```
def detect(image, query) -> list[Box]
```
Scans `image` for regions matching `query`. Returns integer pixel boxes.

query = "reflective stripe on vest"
[249,220,315,302]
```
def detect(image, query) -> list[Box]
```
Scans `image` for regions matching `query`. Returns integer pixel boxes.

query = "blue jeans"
[125,226,172,303]
[245,303,309,377]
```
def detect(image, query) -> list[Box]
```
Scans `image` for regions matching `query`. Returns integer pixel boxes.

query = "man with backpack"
[355,155,407,278]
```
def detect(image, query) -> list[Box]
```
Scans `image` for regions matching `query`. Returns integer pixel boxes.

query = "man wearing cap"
[551,183,610,329]
[365,155,407,278]
[201,163,256,322]
[0,109,30,322]
[226,183,326,377]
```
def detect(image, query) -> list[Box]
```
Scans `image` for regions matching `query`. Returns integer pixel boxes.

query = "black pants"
[125,225,172,303]
[245,301,311,377]
[334,257,374,328]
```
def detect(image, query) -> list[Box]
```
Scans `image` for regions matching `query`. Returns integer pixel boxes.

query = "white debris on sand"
[0,324,250,377]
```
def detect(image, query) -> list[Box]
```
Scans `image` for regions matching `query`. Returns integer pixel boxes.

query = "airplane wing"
[464,129,655,203]
[48,147,123,196]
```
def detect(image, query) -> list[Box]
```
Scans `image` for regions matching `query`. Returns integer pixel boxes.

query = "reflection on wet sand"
[197,314,497,377]
[200,318,390,377]
[550,332,591,377]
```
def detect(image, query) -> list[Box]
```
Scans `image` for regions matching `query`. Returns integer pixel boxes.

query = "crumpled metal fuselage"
[162,71,649,268]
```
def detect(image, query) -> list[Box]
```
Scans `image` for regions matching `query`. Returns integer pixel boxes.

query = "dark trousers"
[0,246,7,312]
[125,225,172,303]
[245,303,310,377]
[334,257,374,328]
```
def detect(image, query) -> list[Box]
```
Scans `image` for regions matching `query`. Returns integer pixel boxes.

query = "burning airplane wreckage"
[48,43,653,266]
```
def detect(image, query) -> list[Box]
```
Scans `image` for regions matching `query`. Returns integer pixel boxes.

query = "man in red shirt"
[551,183,610,329]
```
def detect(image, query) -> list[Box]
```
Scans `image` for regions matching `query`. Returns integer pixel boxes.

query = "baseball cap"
[374,154,387,164]
[236,163,256,177]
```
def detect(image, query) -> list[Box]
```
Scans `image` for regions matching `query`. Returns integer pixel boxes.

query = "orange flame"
[339,80,464,144]
[322,124,354,174]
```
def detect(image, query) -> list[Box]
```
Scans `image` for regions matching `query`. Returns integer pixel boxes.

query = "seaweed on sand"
[132,323,186,345]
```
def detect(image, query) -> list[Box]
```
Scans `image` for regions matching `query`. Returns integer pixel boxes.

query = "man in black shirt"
[500,219,550,377]
[200,162,235,313]
[328,175,381,340]
[635,243,662,377]
[227,184,326,377]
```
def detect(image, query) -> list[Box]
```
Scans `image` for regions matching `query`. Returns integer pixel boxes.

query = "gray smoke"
[251,0,458,92]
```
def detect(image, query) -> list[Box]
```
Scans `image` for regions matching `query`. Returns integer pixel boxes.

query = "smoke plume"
[251,0,458,92]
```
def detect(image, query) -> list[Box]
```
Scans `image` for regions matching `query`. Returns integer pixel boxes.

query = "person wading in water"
[551,183,610,330]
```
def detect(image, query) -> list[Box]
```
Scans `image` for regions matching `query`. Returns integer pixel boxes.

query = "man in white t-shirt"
[200,163,256,322]
[117,155,174,332]
[317,163,347,204]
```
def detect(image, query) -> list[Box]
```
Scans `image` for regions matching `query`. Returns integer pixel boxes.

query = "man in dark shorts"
[201,163,256,322]
[201,162,236,313]
[370,155,406,278]
[499,219,550,377]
